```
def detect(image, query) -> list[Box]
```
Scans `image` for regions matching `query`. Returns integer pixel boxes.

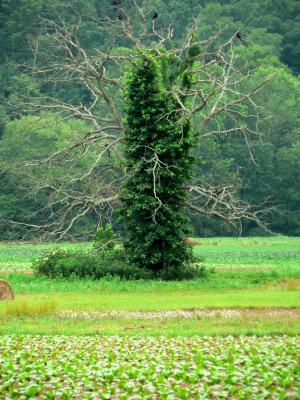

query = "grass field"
[0,236,299,335]
[0,237,299,398]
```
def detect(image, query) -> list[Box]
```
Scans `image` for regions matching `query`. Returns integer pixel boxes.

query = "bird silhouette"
[236,30,245,43]
[152,12,158,20]
[118,14,123,21]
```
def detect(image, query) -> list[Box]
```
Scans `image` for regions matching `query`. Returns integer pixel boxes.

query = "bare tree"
[0,1,274,239]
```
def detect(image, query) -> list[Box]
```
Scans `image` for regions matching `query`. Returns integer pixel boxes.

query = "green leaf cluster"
[0,336,299,398]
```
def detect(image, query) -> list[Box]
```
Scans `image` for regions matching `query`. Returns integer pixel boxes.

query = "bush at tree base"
[32,247,207,280]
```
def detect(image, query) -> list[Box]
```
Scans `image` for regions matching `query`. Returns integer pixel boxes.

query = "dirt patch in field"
[57,308,300,320]
[196,241,279,246]
[213,265,274,272]
[263,278,300,291]
[0,270,33,276]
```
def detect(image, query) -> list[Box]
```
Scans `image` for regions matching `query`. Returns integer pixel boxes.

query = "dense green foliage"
[32,247,153,280]
[32,245,202,281]
[0,0,299,238]
[93,224,117,251]
[120,55,194,274]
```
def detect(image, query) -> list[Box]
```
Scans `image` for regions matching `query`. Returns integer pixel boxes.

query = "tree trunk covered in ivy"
[120,55,195,276]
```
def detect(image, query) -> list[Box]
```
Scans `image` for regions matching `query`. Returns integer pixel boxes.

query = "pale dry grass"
[5,300,57,317]
[264,278,300,291]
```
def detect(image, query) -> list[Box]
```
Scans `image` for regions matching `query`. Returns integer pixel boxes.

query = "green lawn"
[2,289,300,314]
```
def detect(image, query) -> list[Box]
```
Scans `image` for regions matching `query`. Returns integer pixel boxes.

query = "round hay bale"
[0,280,14,301]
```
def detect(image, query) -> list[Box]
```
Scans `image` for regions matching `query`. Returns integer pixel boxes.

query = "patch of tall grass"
[4,299,57,317]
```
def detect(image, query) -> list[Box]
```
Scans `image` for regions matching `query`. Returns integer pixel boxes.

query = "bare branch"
[1,2,274,238]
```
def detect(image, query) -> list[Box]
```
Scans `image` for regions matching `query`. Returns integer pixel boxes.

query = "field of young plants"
[0,237,299,398]
[0,335,299,399]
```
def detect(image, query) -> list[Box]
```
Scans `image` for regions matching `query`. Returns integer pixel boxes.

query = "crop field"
[1,236,300,273]
[0,335,299,399]
[0,242,92,274]
[0,237,299,397]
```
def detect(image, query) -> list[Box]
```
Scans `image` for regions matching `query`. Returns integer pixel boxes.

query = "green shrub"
[32,248,152,280]
[32,248,69,277]
[156,264,209,281]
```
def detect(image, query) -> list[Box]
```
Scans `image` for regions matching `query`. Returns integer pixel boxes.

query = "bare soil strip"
[0,270,33,275]
[57,308,300,320]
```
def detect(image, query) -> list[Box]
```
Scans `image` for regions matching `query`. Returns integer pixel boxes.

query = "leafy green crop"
[0,336,299,399]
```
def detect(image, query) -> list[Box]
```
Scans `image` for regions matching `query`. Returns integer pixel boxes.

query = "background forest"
[0,0,299,239]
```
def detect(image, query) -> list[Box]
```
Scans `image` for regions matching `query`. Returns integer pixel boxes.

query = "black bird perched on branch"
[118,14,123,21]
[152,12,158,20]
[236,30,245,43]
